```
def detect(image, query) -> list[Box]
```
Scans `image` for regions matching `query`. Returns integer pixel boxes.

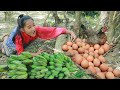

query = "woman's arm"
[15,32,45,56]
[15,35,24,55]
[65,29,76,41]
[30,48,45,57]
[35,26,76,40]
[30,52,39,57]
[36,26,66,40]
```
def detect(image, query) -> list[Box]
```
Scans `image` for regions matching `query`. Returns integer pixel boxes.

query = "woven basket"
[24,38,56,54]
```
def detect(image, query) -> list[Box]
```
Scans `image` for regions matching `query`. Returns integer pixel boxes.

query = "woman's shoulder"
[8,26,18,38]
[12,26,18,31]
[35,25,44,31]
[35,25,42,28]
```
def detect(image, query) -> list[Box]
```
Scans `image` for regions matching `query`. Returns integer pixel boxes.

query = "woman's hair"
[13,14,34,42]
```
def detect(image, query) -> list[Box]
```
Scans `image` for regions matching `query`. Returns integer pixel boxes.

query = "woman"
[0,14,76,56]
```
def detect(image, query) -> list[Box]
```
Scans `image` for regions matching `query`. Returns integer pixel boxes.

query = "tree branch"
[43,11,51,26]
[112,11,117,21]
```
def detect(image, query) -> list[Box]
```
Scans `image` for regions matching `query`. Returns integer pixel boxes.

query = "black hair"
[12,14,34,42]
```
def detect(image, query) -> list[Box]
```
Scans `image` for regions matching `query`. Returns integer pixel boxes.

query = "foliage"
[66,11,100,17]
[67,11,75,15]
[81,14,99,30]
[82,11,100,17]
[107,11,120,44]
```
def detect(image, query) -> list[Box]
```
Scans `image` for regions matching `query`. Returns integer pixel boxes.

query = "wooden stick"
[113,34,120,44]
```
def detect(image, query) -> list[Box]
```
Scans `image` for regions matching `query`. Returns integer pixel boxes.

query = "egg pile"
[62,38,120,79]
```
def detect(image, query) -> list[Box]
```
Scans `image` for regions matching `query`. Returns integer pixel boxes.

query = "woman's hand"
[70,31,76,41]
[30,47,45,57]
[37,47,45,54]
[65,29,76,42]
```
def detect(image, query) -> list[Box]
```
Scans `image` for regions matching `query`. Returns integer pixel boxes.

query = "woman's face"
[22,19,36,37]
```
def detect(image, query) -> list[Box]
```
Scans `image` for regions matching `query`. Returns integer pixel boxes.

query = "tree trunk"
[52,11,62,27]
[73,11,82,38]
[94,11,120,44]
[107,11,115,43]
[95,11,108,31]
[107,11,120,44]
[43,11,51,27]
[63,11,69,27]
[53,11,72,53]
[4,11,13,21]
[53,11,69,53]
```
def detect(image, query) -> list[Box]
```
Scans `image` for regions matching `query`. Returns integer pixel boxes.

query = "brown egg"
[67,50,75,56]
[94,50,99,54]
[98,48,105,55]
[74,54,81,58]
[93,58,100,67]
[72,44,78,50]
[100,63,108,72]
[75,38,82,42]
[89,62,94,67]
[82,42,86,46]
[78,47,85,54]
[94,44,100,50]
[75,58,82,65]
[98,55,106,63]
[82,39,86,42]
[85,44,90,50]
[66,41,73,46]
[68,46,73,50]
[89,47,94,52]
[102,71,107,76]
[89,52,94,56]
[96,72,105,79]
[106,72,115,79]
[74,53,80,56]
[94,53,99,58]
[73,50,78,54]
[95,67,101,72]
[108,67,113,72]
[76,42,82,47]
[74,55,83,65]
[83,53,89,59]
[87,55,94,62]
[101,45,104,48]
[82,45,86,49]
[81,60,89,69]
[62,45,68,51]
[85,50,89,54]
[113,69,120,77]
[103,44,110,52]
[72,56,76,61]
[82,57,86,60]
[88,66,97,74]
